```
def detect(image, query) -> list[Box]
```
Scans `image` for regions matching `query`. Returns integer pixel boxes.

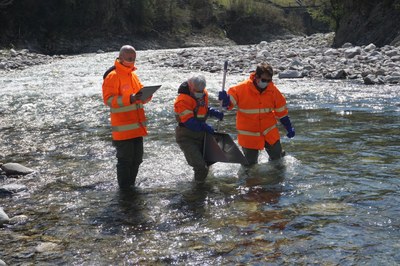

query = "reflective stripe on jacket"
[227,72,289,149]
[102,59,147,140]
[174,87,209,123]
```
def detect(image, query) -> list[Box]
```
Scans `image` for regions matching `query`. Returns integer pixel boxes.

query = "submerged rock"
[35,242,59,253]
[0,184,28,195]
[0,207,10,226]
[9,215,29,225]
[0,163,34,175]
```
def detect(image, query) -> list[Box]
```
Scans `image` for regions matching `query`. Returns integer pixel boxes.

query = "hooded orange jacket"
[174,86,209,123]
[227,72,289,149]
[102,59,148,140]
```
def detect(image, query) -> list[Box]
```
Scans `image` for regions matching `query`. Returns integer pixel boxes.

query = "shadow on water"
[170,183,212,220]
[238,159,287,188]
[148,182,222,236]
[91,188,154,236]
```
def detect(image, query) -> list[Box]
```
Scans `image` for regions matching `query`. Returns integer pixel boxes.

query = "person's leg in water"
[114,137,143,190]
[265,140,285,161]
[238,147,259,179]
[176,126,209,184]
[130,137,143,185]
[242,147,259,167]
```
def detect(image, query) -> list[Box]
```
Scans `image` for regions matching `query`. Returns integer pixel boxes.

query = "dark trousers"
[113,137,143,190]
[242,140,285,166]
[175,126,209,183]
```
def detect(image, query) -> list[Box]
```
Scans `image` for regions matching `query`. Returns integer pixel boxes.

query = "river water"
[0,48,399,265]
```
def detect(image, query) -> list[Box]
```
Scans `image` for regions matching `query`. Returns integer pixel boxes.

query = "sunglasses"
[260,78,272,82]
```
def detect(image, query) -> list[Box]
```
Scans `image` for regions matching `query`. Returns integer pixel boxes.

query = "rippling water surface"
[1,48,399,265]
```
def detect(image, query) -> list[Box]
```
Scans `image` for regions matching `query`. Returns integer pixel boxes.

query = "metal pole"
[217,61,228,132]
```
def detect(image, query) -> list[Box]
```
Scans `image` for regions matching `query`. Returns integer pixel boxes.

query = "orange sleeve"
[102,72,129,107]
[227,83,243,110]
[174,95,195,123]
[273,86,289,118]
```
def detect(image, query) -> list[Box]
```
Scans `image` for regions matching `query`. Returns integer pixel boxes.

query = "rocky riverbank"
[1,33,400,85]
[0,33,235,71]
[154,32,400,85]
[0,49,66,71]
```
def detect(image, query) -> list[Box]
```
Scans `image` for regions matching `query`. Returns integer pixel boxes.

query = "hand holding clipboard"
[130,85,161,102]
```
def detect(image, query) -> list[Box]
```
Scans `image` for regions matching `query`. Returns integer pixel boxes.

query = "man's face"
[255,73,272,89]
[255,73,272,83]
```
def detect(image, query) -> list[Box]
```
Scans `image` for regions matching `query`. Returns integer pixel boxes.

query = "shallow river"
[0,48,399,265]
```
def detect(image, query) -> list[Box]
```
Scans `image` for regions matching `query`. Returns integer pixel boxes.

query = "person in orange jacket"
[102,45,152,191]
[218,62,295,165]
[174,75,224,183]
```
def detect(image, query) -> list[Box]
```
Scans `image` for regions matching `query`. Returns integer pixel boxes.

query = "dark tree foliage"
[0,1,211,52]
[0,1,148,44]
[333,0,400,47]
[0,0,330,53]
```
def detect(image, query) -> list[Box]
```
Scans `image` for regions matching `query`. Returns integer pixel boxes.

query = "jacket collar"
[178,81,190,95]
[114,59,137,74]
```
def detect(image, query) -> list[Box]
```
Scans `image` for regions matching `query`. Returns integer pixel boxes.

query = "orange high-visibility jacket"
[227,72,289,150]
[174,84,209,123]
[102,59,148,141]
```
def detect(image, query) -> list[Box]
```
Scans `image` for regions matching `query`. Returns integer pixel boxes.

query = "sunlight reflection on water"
[0,49,399,265]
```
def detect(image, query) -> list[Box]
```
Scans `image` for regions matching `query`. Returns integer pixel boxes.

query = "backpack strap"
[103,66,116,80]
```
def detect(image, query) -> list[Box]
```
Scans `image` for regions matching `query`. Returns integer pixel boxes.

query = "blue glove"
[218,91,230,108]
[184,117,203,132]
[208,107,224,121]
[286,127,295,138]
[280,116,295,138]
[184,118,214,134]
[202,123,215,134]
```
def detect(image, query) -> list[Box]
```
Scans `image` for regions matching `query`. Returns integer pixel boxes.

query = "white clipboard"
[137,85,161,101]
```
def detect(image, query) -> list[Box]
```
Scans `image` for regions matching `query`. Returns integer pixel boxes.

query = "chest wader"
[175,104,209,184]
[113,137,144,190]
[242,140,285,166]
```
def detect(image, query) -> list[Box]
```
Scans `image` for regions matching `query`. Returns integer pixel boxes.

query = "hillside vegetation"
[333,0,400,47]
[0,0,331,54]
[0,0,399,54]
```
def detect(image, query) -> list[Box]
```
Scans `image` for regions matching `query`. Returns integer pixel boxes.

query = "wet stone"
[0,184,28,195]
[35,242,59,253]
[1,163,34,175]
[9,215,29,225]
[0,207,10,225]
